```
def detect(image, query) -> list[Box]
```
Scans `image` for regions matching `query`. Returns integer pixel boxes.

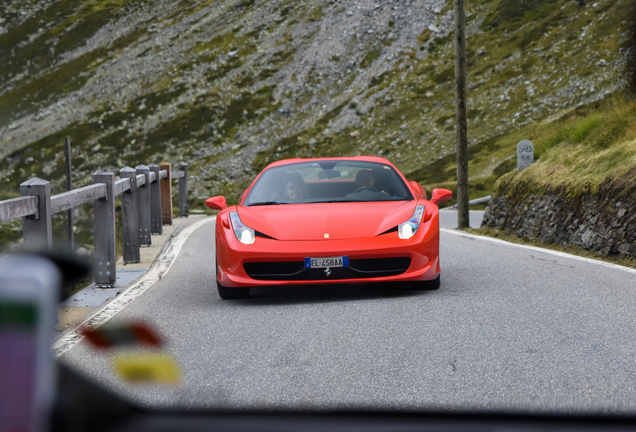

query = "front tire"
[217,280,251,299]
[411,275,440,291]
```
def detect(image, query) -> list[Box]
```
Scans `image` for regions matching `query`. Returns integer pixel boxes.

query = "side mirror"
[409,181,426,200]
[205,196,227,211]
[430,188,452,205]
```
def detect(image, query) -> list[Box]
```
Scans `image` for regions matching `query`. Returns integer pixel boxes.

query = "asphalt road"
[438,209,484,229]
[62,210,636,414]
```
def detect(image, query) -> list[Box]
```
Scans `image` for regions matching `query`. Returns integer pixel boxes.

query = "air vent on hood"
[378,226,398,236]
[255,231,277,240]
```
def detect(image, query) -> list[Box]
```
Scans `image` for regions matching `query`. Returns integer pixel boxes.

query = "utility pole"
[65,137,74,250]
[453,0,469,228]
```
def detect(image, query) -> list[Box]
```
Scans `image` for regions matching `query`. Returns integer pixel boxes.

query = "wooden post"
[20,178,52,252]
[149,164,163,235]
[136,165,152,247]
[119,167,140,263]
[454,0,469,229]
[93,170,116,286]
[178,162,189,218]
[160,162,173,225]
[65,137,74,252]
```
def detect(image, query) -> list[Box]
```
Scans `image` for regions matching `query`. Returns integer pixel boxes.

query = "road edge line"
[53,216,215,358]
[440,228,636,276]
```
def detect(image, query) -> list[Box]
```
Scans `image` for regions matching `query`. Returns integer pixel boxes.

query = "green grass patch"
[427,35,451,54]
[433,66,454,84]
[360,49,381,69]
[280,5,293,17]
[128,84,187,118]
[484,0,560,31]
[417,29,432,45]
[0,47,108,126]
[0,0,129,78]
[0,120,108,195]
[307,5,324,22]
[405,93,635,210]
[402,98,621,207]
[494,97,636,198]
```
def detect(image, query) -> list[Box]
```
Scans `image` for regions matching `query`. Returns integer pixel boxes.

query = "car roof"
[264,156,395,170]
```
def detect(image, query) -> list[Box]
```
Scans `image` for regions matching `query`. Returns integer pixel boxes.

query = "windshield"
[2,0,633,423]
[244,161,413,206]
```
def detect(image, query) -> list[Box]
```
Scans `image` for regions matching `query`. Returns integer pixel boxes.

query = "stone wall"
[482,193,636,257]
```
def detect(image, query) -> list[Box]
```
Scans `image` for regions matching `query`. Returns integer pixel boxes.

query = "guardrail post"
[178,162,189,218]
[120,167,140,263]
[20,178,52,252]
[93,170,116,286]
[160,162,173,225]
[136,165,152,247]
[149,164,163,235]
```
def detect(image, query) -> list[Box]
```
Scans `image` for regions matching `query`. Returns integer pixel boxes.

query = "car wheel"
[411,275,440,291]
[217,280,251,299]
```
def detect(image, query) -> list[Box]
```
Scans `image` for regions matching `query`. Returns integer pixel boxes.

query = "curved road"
[62,210,636,414]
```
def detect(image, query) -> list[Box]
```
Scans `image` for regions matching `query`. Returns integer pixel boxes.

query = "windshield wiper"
[310,200,357,203]
[248,201,285,206]
[310,198,402,204]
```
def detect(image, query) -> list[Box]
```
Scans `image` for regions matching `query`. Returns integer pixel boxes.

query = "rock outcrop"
[482,178,636,257]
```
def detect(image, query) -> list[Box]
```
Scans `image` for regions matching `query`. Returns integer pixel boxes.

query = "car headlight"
[230,212,255,244]
[398,205,425,239]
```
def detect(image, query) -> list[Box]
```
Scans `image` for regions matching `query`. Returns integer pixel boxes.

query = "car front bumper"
[216,217,440,288]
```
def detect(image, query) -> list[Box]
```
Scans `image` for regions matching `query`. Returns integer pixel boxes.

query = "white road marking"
[53,216,215,357]
[441,228,636,276]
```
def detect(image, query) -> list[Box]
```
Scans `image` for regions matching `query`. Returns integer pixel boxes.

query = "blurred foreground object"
[80,321,162,350]
[81,321,181,384]
[111,352,181,384]
[0,255,61,432]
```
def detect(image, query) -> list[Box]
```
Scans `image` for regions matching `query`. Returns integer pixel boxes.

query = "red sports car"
[206,156,452,299]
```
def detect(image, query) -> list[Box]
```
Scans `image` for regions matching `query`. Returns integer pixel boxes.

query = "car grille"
[243,257,411,281]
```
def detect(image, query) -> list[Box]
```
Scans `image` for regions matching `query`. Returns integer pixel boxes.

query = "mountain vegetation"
[0,0,631,251]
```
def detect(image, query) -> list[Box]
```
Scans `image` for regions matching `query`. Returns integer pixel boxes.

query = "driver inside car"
[349,170,389,195]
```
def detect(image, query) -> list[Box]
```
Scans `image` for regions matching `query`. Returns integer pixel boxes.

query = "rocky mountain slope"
[0,0,630,232]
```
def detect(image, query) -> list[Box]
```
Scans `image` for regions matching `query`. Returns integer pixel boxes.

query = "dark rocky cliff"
[482,169,636,257]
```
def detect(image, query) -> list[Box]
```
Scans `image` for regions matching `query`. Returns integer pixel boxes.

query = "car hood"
[237,201,417,241]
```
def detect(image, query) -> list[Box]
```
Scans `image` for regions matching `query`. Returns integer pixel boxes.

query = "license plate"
[305,256,349,269]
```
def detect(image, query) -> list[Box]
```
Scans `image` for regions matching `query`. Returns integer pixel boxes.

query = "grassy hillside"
[408,92,636,203]
[493,95,636,200]
[0,0,631,251]
[466,93,636,265]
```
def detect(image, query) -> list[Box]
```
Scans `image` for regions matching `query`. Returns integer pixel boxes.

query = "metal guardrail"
[0,162,189,287]
[51,184,107,214]
[0,196,39,221]
[445,195,491,210]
